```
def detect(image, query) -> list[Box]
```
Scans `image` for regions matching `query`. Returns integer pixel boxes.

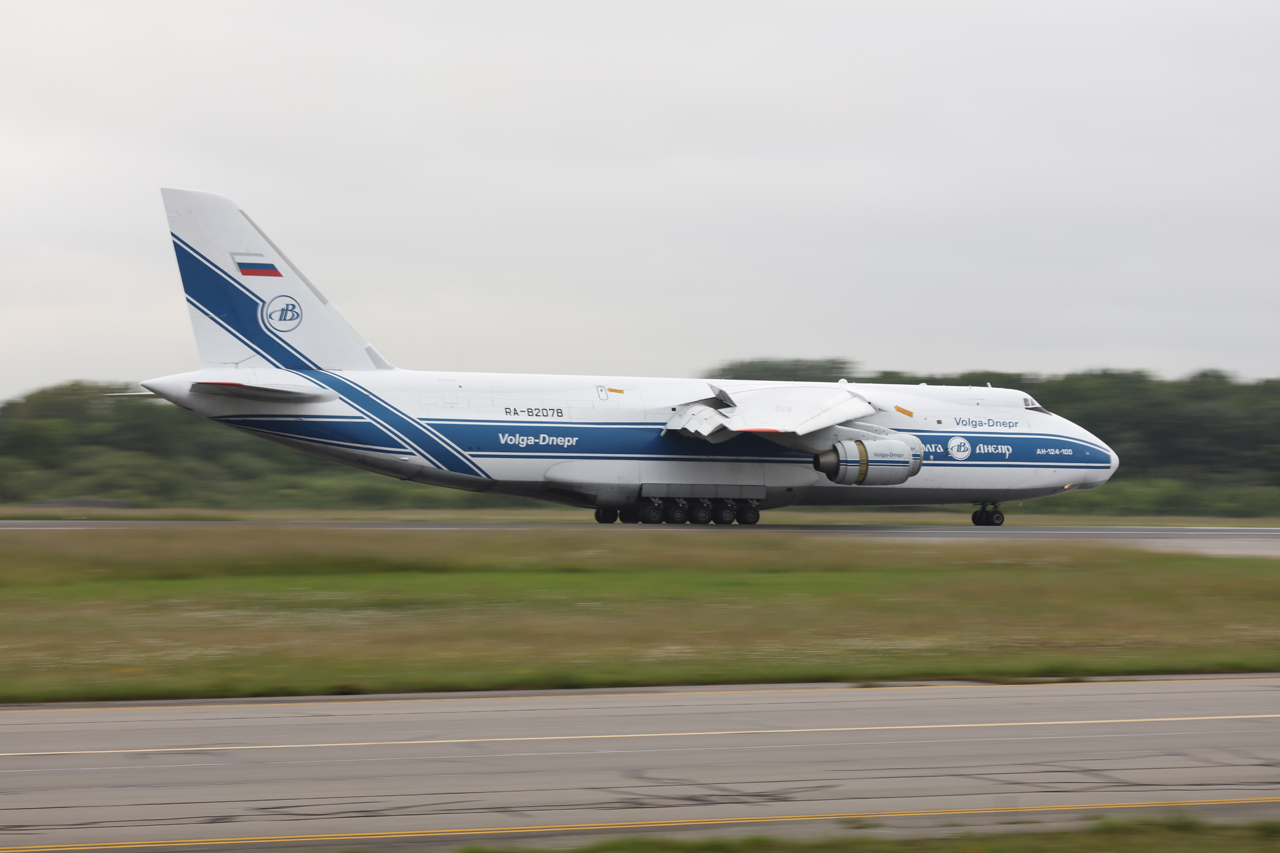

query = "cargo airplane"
[141,189,1118,526]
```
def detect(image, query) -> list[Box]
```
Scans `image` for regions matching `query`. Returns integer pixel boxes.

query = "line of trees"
[0,383,528,510]
[1,364,1277,515]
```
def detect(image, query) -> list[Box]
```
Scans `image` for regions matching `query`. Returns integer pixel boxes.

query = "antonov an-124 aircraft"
[141,189,1118,526]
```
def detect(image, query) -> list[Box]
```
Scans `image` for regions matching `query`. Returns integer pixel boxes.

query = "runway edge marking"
[5,796,1280,852]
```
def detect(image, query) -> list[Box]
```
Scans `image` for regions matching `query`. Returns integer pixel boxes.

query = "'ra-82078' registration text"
[505,407,565,418]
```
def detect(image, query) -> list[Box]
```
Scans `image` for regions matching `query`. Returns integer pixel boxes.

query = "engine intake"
[813,437,921,485]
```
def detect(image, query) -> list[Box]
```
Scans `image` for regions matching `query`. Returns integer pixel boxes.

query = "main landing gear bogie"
[688,503,714,525]
[595,499,760,525]
[971,505,1005,527]
[638,503,665,524]
[711,501,737,525]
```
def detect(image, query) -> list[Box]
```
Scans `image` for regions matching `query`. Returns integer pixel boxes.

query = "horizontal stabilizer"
[190,381,338,403]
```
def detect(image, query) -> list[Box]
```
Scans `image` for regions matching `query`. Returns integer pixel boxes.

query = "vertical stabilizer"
[161,188,392,371]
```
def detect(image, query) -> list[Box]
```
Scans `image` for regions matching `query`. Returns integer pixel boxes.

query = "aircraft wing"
[666,384,875,443]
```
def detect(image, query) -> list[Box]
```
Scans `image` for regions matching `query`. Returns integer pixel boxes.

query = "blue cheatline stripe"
[218,414,368,421]
[470,454,813,463]
[292,371,490,479]
[426,418,658,428]
[928,461,1110,469]
[214,416,411,453]
[226,424,415,456]
[911,429,1111,454]
[172,234,319,370]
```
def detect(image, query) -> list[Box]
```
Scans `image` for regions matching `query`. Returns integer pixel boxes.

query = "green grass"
[2,527,1280,702]
[434,818,1280,853]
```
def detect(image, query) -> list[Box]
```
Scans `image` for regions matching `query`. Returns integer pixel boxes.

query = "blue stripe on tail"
[172,234,318,369]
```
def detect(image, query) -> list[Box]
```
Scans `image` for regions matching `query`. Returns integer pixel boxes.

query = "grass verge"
[2,527,1279,702]
[439,817,1280,853]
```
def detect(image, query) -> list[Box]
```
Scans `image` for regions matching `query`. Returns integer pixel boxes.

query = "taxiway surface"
[3,520,1278,556]
[3,679,1280,851]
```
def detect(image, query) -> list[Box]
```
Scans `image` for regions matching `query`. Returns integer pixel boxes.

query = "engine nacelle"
[813,437,920,485]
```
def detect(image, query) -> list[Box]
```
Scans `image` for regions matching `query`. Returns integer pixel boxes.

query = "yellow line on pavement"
[4,796,1280,851]
[5,713,1279,758]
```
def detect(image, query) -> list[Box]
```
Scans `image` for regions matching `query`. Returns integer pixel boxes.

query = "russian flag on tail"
[231,253,283,277]
[236,261,282,277]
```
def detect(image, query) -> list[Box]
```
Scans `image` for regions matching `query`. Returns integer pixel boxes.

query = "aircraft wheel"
[664,502,689,524]
[972,509,988,526]
[989,510,1005,527]
[618,508,640,524]
[735,505,761,525]
[711,502,737,525]
[688,503,713,525]
[593,508,618,524]
[639,503,665,524]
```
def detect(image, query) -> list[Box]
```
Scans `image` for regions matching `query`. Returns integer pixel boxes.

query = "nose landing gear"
[971,505,1005,527]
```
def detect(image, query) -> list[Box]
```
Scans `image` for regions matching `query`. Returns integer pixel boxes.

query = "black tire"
[593,508,618,524]
[639,503,665,524]
[618,508,641,524]
[688,504,713,525]
[989,510,1005,527]
[735,505,761,525]
[711,502,737,525]
[664,503,689,524]
[972,509,987,526]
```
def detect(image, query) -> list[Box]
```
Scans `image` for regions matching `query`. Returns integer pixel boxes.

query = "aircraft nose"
[1074,431,1118,490]
[1087,438,1119,487]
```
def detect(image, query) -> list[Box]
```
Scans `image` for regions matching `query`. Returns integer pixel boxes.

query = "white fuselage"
[144,366,1118,510]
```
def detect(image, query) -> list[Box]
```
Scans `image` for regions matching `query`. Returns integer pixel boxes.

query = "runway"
[3,679,1280,851]
[3,520,1279,556]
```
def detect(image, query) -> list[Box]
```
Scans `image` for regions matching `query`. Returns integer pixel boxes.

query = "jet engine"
[813,436,923,485]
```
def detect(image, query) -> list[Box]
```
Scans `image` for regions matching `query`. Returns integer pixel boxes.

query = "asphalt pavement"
[3,520,1278,556]
[3,678,1280,851]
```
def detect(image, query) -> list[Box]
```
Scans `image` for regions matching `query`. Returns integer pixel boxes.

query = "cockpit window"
[1023,396,1051,415]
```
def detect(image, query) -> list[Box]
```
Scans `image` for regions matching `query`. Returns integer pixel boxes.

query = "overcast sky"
[1,1,1277,402]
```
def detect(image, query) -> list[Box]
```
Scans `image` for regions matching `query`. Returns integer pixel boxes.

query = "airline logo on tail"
[264,295,303,332]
